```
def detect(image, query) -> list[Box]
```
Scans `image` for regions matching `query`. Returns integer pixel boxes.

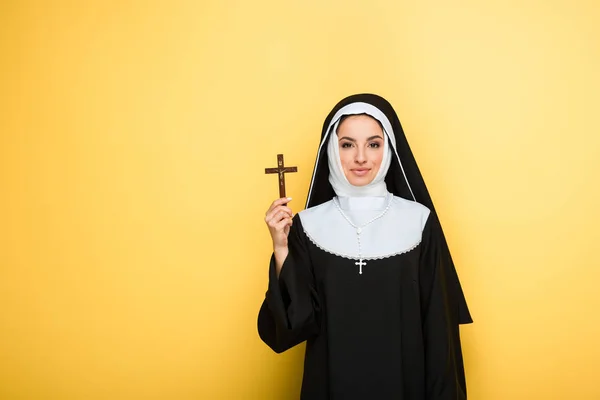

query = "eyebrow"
[338,135,384,142]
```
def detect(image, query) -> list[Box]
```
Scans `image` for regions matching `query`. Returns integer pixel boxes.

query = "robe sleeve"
[257,214,321,353]
[419,213,473,400]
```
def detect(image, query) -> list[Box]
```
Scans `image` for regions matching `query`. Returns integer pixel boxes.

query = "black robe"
[258,213,471,400]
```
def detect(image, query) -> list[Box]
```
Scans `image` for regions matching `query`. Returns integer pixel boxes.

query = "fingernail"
[287,197,292,201]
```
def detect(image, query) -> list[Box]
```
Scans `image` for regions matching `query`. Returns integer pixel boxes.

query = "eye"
[340,142,354,148]
[368,142,382,148]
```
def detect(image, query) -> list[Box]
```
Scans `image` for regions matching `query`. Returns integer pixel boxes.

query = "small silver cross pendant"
[355,259,367,274]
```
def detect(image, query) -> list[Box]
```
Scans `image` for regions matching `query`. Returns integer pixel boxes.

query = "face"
[336,114,385,186]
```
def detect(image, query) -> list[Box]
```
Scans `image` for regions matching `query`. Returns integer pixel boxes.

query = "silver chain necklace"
[332,193,393,274]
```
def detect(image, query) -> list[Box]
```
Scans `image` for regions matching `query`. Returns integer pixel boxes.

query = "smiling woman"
[336,114,385,186]
[259,93,472,400]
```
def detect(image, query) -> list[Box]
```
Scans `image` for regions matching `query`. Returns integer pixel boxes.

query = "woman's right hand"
[265,198,294,251]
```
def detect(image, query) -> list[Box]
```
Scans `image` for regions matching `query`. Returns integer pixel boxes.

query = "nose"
[355,147,367,164]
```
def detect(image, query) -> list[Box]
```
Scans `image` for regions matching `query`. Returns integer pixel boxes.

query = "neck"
[329,174,390,198]
[337,191,391,211]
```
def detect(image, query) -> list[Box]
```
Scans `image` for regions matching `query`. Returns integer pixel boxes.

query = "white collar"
[299,193,431,262]
[337,195,389,211]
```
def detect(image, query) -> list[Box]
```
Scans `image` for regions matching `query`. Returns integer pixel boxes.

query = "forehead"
[337,114,384,134]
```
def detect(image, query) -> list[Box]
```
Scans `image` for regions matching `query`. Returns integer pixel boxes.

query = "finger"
[266,210,284,226]
[266,197,293,216]
[265,206,293,223]
[274,217,293,231]
[272,206,293,219]
[278,206,293,216]
[265,197,291,215]
[267,210,293,227]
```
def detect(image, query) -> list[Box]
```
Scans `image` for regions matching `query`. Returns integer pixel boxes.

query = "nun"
[258,93,473,400]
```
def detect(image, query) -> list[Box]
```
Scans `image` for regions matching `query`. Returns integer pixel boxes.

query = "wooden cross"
[355,259,366,274]
[265,154,297,198]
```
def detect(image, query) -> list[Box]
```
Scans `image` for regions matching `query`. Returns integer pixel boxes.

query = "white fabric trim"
[303,229,422,260]
[299,194,430,259]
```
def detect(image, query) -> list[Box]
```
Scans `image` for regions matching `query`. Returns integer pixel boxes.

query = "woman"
[258,93,472,399]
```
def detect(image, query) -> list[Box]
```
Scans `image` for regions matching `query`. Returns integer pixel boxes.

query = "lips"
[351,168,370,177]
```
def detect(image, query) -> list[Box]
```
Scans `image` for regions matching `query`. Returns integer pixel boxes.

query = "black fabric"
[258,216,470,399]
[258,93,472,399]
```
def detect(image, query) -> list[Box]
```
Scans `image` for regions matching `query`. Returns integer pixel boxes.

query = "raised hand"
[264,197,293,276]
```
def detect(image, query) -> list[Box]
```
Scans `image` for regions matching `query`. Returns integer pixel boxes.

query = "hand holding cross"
[264,154,298,277]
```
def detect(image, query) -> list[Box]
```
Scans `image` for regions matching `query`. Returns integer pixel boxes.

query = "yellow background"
[1,1,599,399]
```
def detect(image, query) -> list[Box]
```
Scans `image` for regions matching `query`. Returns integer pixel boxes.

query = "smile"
[351,168,371,176]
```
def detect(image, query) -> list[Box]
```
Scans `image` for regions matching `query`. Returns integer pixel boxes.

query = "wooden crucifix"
[265,154,297,198]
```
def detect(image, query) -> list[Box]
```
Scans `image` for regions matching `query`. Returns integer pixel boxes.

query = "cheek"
[339,153,352,168]
[373,149,384,166]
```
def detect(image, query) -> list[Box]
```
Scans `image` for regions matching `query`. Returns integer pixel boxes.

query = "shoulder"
[390,195,431,230]
[297,199,335,223]
[391,195,430,213]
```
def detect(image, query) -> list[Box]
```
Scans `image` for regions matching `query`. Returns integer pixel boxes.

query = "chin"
[348,177,375,187]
